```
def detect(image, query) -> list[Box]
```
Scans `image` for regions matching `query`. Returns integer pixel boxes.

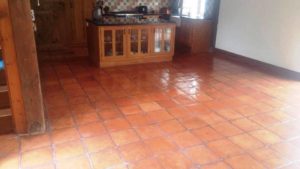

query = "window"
[182,0,206,18]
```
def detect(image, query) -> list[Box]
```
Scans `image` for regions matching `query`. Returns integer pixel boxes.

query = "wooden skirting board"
[215,48,300,80]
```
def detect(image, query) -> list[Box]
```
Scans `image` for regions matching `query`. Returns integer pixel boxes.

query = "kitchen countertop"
[87,17,175,26]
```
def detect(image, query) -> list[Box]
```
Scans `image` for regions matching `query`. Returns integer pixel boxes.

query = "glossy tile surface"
[1,53,300,169]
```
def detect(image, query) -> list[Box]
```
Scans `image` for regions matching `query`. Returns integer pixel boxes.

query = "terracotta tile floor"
[1,52,300,169]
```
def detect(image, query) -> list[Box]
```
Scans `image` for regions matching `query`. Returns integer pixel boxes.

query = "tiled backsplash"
[101,0,169,12]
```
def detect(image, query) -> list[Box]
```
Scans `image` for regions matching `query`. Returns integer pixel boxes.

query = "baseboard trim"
[215,48,300,80]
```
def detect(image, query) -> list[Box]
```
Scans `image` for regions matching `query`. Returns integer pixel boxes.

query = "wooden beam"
[7,0,45,134]
[0,0,27,133]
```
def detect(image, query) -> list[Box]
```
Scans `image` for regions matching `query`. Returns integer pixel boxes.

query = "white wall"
[216,0,300,72]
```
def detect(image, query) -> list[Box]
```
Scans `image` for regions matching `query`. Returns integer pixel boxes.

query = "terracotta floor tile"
[68,96,90,105]
[0,136,19,155]
[167,106,194,119]
[144,137,177,154]
[0,153,19,169]
[110,129,140,146]
[201,162,231,169]
[225,154,266,169]
[186,104,211,113]
[231,118,262,132]
[250,147,290,168]
[129,158,163,169]
[119,105,143,115]
[25,163,55,169]
[229,134,264,150]
[269,123,300,140]
[159,119,186,134]
[249,114,281,127]
[179,116,207,129]
[170,131,202,148]
[54,140,85,160]
[147,109,174,123]
[172,95,197,105]
[13,51,300,169]
[185,145,220,165]
[51,127,80,144]
[104,118,131,132]
[91,148,123,169]
[216,109,244,120]
[270,142,300,161]
[207,139,244,158]
[47,106,72,119]
[114,97,137,106]
[211,122,243,137]
[135,125,164,139]
[83,134,114,153]
[157,151,193,169]
[235,105,261,117]
[249,129,281,145]
[50,115,75,129]
[98,108,123,120]
[119,141,152,162]
[126,114,152,127]
[74,112,100,125]
[21,134,51,152]
[56,155,91,169]
[78,122,107,138]
[197,112,226,125]
[21,147,53,168]
[191,126,224,142]
[139,102,162,112]
[157,99,178,108]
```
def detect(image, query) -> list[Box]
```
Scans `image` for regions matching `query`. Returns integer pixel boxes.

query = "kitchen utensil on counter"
[103,6,110,14]
[136,6,148,14]
[92,1,103,20]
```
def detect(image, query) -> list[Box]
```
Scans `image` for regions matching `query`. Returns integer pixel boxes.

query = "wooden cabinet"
[128,27,151,57]
[101,27,126,58]
[153,26,175,54]
[88,23,176,67]
[178,17,213,53]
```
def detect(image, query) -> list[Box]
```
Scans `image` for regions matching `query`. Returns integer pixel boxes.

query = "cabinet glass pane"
[130,29,138,55]
[115,30,124,56]
[154,28,163,53]
[104,30,113,57]
[141,29,149,54]
[164,28,172,52]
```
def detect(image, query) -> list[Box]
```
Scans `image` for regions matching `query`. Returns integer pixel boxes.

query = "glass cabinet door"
[130,29,139,55]
[115,29,125,56]
[103,30,113,57]
[140,29,149,55]
[164,28,172,52]
[154,28,163,53]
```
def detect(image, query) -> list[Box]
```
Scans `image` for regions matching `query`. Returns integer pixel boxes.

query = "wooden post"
[0,0,45,134]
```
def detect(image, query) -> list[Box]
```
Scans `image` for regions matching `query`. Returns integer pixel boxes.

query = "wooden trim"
[0,0,27,133]
[215,48,300,80]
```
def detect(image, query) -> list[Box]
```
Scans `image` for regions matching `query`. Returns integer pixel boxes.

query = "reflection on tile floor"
[1,52,300,169]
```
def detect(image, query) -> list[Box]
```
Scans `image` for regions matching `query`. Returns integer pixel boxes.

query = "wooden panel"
[0,0,27,133]
[31,0,71,51]
[190,19,213,53]
[0,85,9,109]
[31,0,94,59]
[0,108,13,134]
[8,0,46,134]
[87,23,100,67]
[177,18,213,53]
